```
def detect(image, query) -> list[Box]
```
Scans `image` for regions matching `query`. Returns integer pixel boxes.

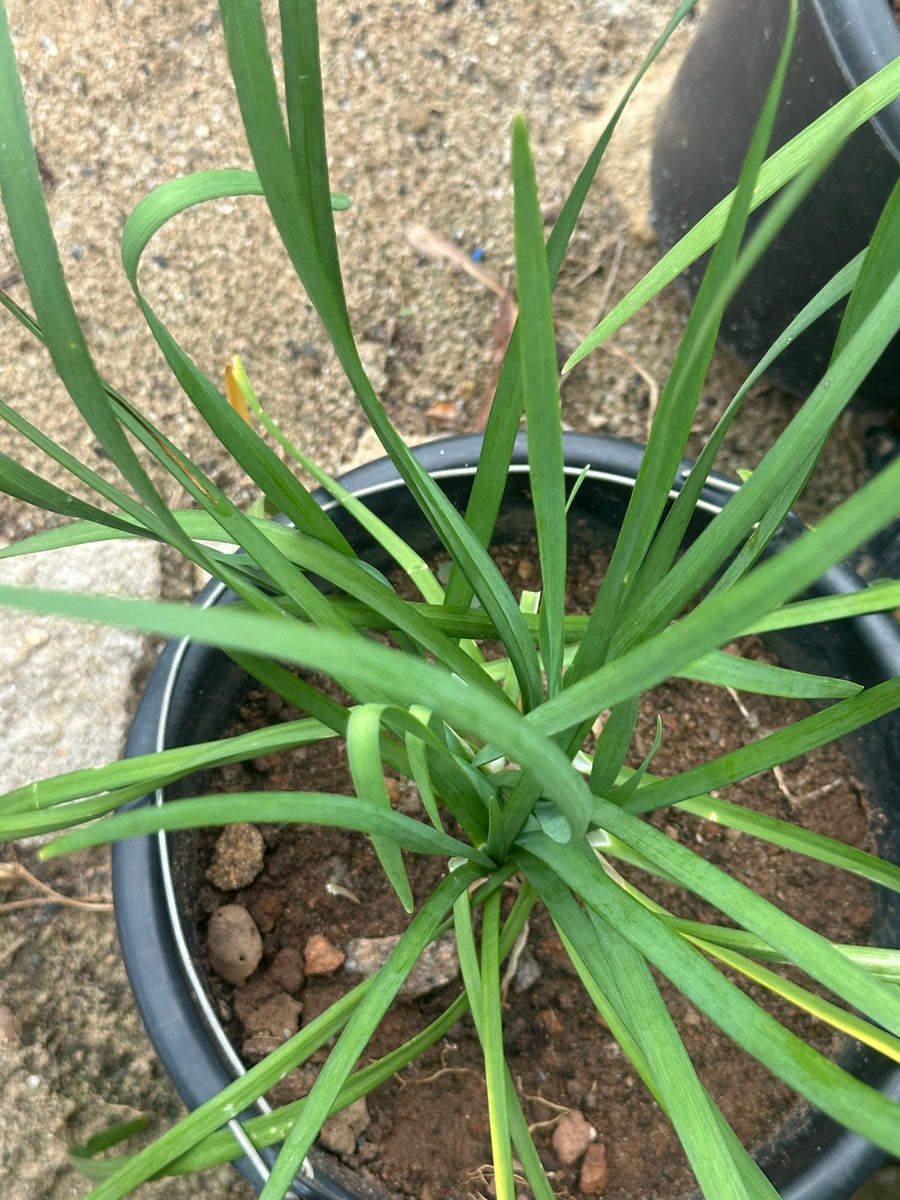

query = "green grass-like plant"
[3,2,900,1198]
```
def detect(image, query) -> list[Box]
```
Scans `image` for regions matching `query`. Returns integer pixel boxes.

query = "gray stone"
[0,540,161,806]
[343,931,459,998]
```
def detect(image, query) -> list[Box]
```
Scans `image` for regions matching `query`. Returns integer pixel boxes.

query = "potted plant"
[649,0,900,402]
[3,2,900,1199]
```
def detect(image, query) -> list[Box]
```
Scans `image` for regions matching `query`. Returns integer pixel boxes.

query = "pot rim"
[114,432,900,1200]
[815,0,900,156]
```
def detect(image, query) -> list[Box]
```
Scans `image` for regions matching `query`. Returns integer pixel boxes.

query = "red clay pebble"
[304,933,345,975]
[579,1142,609,1194]
[551,1110,596,1166]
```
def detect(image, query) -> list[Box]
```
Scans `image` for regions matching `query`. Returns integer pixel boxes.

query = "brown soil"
[190,539,874,1200]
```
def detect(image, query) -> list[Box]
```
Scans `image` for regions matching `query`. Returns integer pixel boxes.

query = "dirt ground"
[0,1,895,1198]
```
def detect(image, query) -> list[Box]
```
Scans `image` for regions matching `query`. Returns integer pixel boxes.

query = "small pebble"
[207,904,263,985]
[206,823,265,890]
[552,1110,596,1166]
[304,933,345,976]
[514,946,541,991]
[342,931,458,997]
[579,1142,609,1195]
[538,1007,563,1036]
[319,1097,370,1157]
[682,1003,702,1027]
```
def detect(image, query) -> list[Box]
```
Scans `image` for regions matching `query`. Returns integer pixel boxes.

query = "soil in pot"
[192,534,875,1200]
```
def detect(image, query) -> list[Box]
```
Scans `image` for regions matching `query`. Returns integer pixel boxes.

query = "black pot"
[650,0,900,403]
[114,432,900,1199]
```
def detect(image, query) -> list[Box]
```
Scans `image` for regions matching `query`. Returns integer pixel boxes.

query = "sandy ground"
[0,0,894,1197]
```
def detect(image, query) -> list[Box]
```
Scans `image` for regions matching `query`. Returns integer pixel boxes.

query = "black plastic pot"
[114,432,900,1199]
[650,0,900,403]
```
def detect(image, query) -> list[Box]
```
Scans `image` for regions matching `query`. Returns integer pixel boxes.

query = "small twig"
[406,223,517,433]
[771,763,798,809]
[778,774,844,811]
[725,687,806,809]
[464,1163,528,1192]
[0,935,27,966]
[528,1114,566,1134]
[406,224,509,299]
[595,234,625,314]
[524,1091,572,1133]
[473,290,518,430]
[0,861,113,913]
[523,1091,572,1115]
[396,1065,479,1089]
[724,685,760,730]
[324,881,361,904]
[798,777,844,804]
[564,232,625,303]
[500,918,530,1004]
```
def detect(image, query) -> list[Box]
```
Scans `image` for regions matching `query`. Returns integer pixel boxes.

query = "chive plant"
[2,2,900,1198]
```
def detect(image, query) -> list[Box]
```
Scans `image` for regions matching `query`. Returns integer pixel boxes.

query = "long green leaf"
[346,705,414,910]
[833,176,900,362]
[114,888,539,1182]
[532,453,900,739]
[280,1,346,291]
[0,585,594,840]
[681,649,860,699]
[0,716,331,814]
[0,453,142,537]
[570,799,900,1038]
[445,0,699,611]
[40,792,491,868]
[623,140,847,617]
[512,116,567,698]
[625,677,900,824]
[479,889,515,1200]
[686,936,900,1065]
[565,54,900,370]
[75,975,374,1198]
[565,0,799,695]
[740,580,900,634]
[0,3,185,546]
[220,0,543,708]
[120,170,354,554]
[231,357,448,607]
[0,395,165,536]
